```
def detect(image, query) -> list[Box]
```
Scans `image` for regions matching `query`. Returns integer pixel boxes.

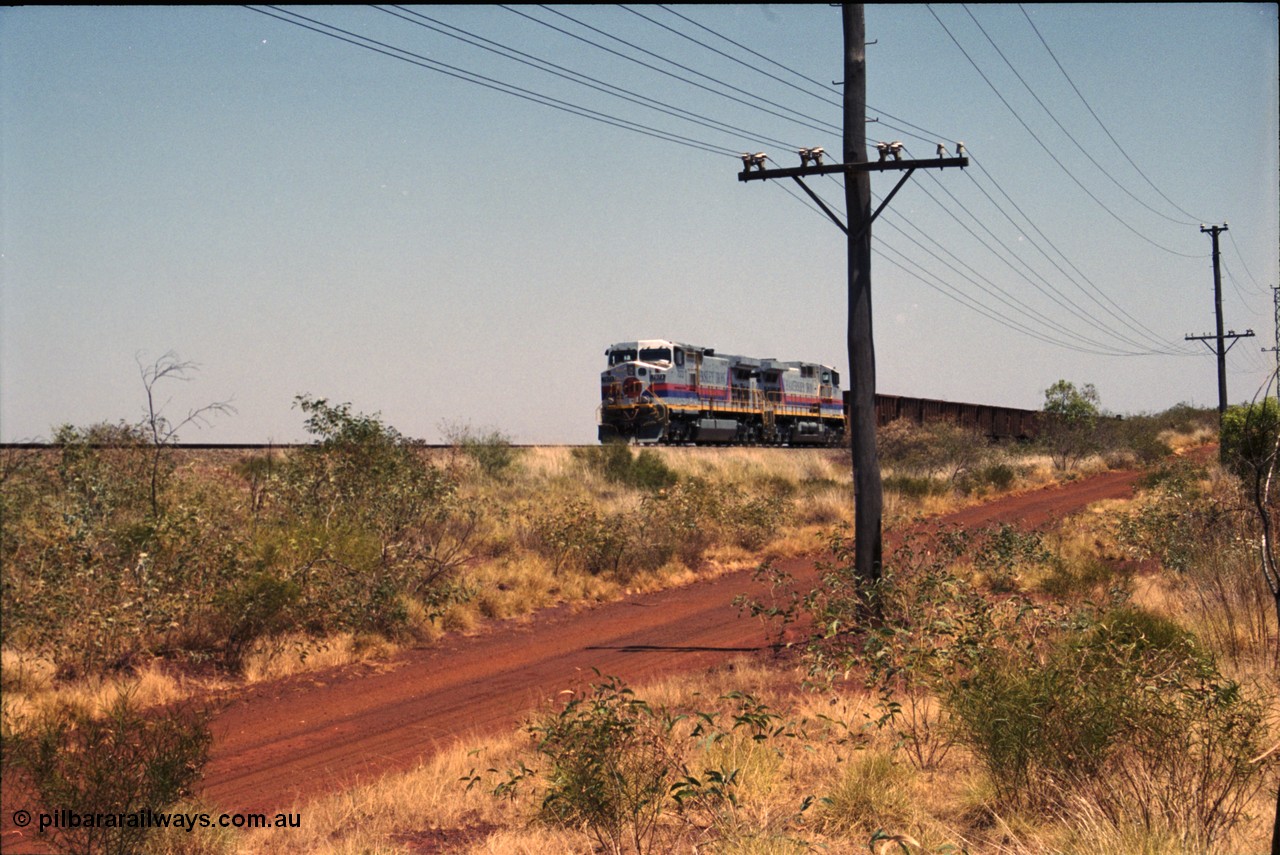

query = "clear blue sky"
[3,4,1277,444]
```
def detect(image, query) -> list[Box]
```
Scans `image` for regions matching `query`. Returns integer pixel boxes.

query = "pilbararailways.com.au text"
[13,808,301,834]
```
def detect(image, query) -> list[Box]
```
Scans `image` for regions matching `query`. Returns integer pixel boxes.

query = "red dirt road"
[198,464,1154,815]
[1,460,1170,851]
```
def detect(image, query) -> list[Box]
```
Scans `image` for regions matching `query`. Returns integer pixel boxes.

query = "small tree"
[1221,396,1280,652]
[259,397,476,635]
[1041,379,1101,470]
[136,351,235,517]
[1220,398,1280,483]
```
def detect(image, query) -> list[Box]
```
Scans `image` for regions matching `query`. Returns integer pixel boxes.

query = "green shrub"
[725,487,789,551]
[973,524,1052,593]
[1037,553,1118,600]
[530,499,631,576]
[1220,397,1280,483]
[1039,379,1102,471]
[5,690,212,855]
[878,418,991,484]
[256,397,476,636]
[573,444,678,491]
[214,570,302,670]
[946,606,1274,845]
[959,461,1018,494]
[1,446,246,676]
[881,474,948,499]
[531,676,673,854]
[636,479,723,568]
[1136,458,1206,493]
[483,677,780,854]
[1115,481,1233,574]
[756,526,993,770]
[444,422,523,478]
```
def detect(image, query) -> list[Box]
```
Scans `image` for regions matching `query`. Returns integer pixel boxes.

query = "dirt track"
[196,464,1156,815]
[0,461,1163,851]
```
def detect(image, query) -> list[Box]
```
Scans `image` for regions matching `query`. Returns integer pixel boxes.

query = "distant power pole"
[737,3,967,588]
[1185,223,1254,413]
[1265,286,1280,381]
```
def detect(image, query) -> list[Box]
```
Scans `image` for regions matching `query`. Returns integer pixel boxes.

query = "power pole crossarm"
[737,156,969,182]
[1185,330,1255,351]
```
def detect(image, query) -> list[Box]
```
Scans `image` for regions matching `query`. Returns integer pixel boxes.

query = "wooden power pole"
[1185,223,1254,413]
[737,3,967,588]
[843,4,881,587]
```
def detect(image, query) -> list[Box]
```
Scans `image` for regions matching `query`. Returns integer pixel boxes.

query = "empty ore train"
[598,339,1041,445]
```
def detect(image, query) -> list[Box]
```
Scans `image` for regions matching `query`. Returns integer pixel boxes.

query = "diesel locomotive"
[598,339,847,445]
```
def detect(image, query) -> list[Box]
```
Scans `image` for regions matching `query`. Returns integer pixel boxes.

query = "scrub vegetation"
[3,365,1273,854]
[231,410,1272,855]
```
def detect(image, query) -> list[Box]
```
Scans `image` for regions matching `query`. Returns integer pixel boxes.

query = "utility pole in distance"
[737,3,967,589]
[1265,286,1280,381]
[1185,223,1254,413]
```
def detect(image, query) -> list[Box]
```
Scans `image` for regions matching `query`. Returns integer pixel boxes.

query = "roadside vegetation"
[229,397,1273,855]
[3,364,1272,854]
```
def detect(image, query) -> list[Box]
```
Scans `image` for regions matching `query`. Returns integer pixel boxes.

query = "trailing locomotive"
[598,339,846,445]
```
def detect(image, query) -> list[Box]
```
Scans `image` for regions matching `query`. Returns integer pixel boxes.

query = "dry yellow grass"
[240,632,399,684]
[229,728,542,855]
[1,650,221,735]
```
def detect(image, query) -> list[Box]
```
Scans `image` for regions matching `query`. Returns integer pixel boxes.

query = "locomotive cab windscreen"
[607,344,673,367]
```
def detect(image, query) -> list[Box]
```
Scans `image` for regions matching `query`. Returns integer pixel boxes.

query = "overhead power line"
[904,151,1189,355]
[1226,228,1268,293]
[803,152,1190,357]
[959,154,1193,353]
[248,4,1211,368]
[964,4,1199,227]
[657,5,843,103]
[502,5,842,137]
[623,5,840,110]
[376,4,805,152]
[927,4,1201,259]
[1018,3,1210,225]
[246,5,739,158]
[786,173,1180,357]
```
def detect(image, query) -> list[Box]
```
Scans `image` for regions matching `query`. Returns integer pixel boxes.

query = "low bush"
[1,396,477,676]
[958,461,1019,494]
[878,418,991,484]
[947,604,1274,846]
[480,675,791,854]
[443,422,523,478]
[881,474,948,499]
[529,676,675,854]
[972,523,1053,593]
[572,444,679,491]
[1219,398,1280,483]
[529,499,631,576]
[5,689,212,855]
